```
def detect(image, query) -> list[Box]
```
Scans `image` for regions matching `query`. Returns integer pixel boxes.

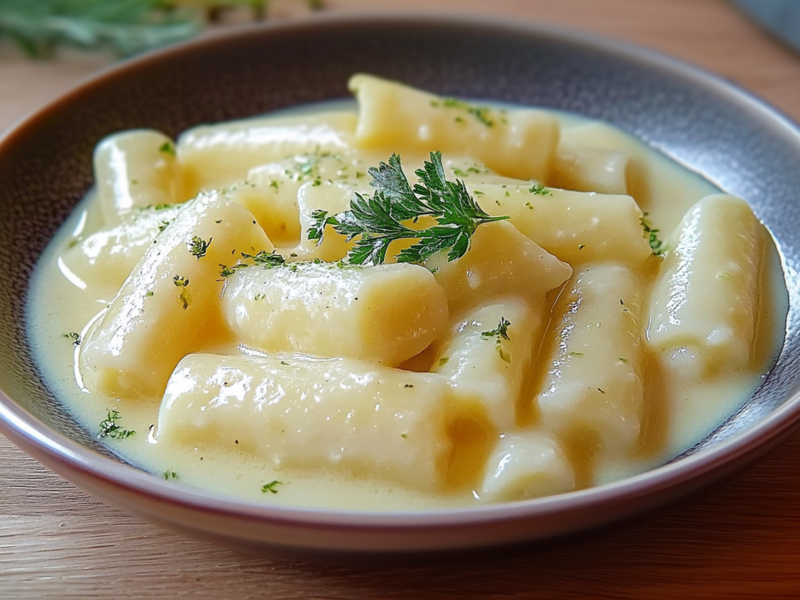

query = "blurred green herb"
[0,0,325,58]
[0,0,200,58]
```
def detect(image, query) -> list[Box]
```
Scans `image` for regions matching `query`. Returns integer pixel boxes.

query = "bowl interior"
[1,15,799,484]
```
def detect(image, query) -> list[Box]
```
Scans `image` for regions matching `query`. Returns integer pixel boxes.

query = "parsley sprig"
[309,152,508,265]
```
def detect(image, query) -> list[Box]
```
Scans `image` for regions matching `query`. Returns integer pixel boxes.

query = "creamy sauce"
[27,100,788,511]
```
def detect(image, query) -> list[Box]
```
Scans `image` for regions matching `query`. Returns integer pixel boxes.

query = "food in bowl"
[27,75,787,509]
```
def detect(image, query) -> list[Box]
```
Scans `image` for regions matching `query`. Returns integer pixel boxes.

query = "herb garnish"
[188,235,211,260]
[309,152,508,265]
[482,317,512,363]
[262,480,282,494]
[640,212,666,256]
[98,408,134,440]
[482,317,511,341]
[528,183,552,196]
[63,331,81,346]
[241,249,285,267]
[163,470,178,480]
[173,275,190,309]
[433,97,495,127]
[159,142,175,156]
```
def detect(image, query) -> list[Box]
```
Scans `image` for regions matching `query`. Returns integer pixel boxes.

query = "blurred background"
[1,0,799,134]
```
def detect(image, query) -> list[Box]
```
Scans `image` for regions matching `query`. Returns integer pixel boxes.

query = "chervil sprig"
[309,152,508,265]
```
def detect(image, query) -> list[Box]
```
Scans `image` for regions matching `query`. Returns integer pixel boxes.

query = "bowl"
[0,13,798,560]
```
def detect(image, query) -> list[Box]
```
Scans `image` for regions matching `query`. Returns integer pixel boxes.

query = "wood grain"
[3,0,800,597]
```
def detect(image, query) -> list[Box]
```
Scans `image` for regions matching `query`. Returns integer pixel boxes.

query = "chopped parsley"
[173,275,190,309]
[481,317,511,341]
[261,480,282,494]
[308,152,508,265]
[482,317,512,363]
[63,331,81,346]
[188,235,211,260]
[158,220,170,233]
[438,97,495,127]
[163,470,178,480]
[528,183,552,196]
[98,408,134,440]
[159,142,176,156]
[241,249,285,267]
[640,212,666,256]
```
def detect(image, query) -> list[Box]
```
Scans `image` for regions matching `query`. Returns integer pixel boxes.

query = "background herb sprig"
[309,152,508,266]
[0,0,324,58]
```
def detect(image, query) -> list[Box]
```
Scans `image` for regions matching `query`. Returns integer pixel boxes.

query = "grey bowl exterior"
[0,14,798,558]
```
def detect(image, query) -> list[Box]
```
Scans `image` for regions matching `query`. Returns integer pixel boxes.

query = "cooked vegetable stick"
[80,190,272,397]
[350,74,559,182]
[223,262,448,367]
[535,263,645,454]
[157,353,453,491]
[94,129,179,225]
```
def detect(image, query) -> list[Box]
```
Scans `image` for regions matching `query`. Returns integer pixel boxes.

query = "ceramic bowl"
[0,14,798,561]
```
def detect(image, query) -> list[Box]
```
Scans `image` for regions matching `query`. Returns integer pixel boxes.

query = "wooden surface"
[2,0,800,597]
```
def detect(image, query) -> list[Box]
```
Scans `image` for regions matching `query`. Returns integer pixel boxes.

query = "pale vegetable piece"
[94,130,179,225]
[558,121,716,229]
[476,183,652,266]
[226,151,351,247]
[646,194,763,373]
[427,220,572,317]
[177,112,357,196]
[550,145,629,195]
[61,204,184,292]
[535,263,644,454]
[349,74,559,182]
[223,262,448,367]
[432,298,543,430]
[480,432,575,502]
[157,353,452,491]
[80,191,273,398]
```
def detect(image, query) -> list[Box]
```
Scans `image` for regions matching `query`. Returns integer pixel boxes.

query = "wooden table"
[2,1,800,597]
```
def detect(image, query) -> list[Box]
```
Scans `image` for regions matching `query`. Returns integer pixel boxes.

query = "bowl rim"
[1,11,798,535]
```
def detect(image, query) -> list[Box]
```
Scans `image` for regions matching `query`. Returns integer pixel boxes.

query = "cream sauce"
[27,104,788,510]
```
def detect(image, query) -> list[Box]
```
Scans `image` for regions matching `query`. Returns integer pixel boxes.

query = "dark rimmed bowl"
[0,13,798,560]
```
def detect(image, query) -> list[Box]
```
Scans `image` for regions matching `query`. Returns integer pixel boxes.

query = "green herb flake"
[173,274,190,309]
[640,212,666,256]
[63,331,81,346]
[481,317,511,341]
[528,183,552,196]
[438,357,449,367]
[261,480,282,494]
[159,142,176,156]
[163,470,178,480]
[158,220,170,233]
[241,249,285,268]
[569,352,584,357]
[98,408,134,440]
